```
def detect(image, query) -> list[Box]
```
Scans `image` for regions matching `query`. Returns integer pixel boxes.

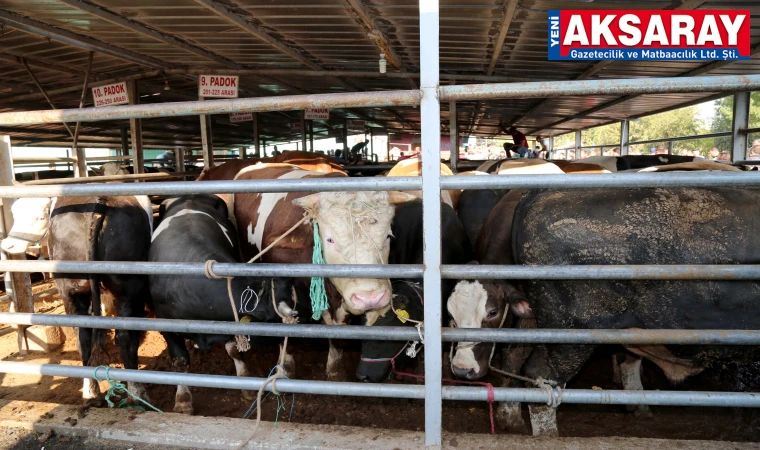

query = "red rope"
[391,359,496,434]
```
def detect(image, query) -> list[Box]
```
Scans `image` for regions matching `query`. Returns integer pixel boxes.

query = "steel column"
[238,146,246,159]
[0,136,32,355]
[127,80,144,174]
[731,91,750,162]
[120,127,129,156]
[301,111,307,152]
[575,130,582,159]
[253,112,260,158]
[343,120,348,153]
[449,85,458,174]
[620,119,629,155]
[419,0,442,445]
[74,147,87,178]
[668,141,674,155]
[174,147,185,179]
[309,120,314,152]
[199,97,214,169]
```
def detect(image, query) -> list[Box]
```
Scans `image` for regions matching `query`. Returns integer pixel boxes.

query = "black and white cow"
[1,195,154,405]
[448,187,760,436]
[149,195,296,414]
[356,199,475,382]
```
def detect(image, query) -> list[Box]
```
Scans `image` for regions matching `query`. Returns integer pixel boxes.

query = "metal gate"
[1,2,760,447]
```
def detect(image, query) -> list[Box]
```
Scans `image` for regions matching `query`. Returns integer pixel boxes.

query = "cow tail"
[88,197,108,362]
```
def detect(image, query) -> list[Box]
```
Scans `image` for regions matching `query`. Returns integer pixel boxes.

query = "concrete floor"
[0,399,756,450]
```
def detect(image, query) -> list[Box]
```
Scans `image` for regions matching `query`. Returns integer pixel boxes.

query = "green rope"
[93,366,162,413]
[310,221,329,321]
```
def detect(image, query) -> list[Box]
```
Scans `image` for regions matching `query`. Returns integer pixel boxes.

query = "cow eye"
[326,238,335,244]
[487,309,499,319]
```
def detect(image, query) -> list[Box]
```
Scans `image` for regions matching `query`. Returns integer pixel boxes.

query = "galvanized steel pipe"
[439,75,760,102]
[2,260,760,281]
[0,90,422,126]
[1,362,758,407]
[3,312,760,345]
[442,172,760,190]
[0,177,423,198]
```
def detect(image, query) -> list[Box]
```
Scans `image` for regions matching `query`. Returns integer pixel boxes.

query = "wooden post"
[174,146,185,180]
[239,146,246,159]
[127,80,144,174]
[0,136,33,355]
[120,127,129,156]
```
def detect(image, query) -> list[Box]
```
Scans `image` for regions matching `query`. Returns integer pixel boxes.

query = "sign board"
[229,112,253,123]
[346,120,365,130]
[198,75,239,98]
[91,82,129,108]
[304,108,329,120]
[548,10,750,61]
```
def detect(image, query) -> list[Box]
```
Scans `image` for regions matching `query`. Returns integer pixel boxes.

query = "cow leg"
[163,332,193,415]
[104,275,150,405]
[59,280,104,405]
[523,343,596,437]
[623,344,703,384]
[618,354,652,417]
[326,339,345,381]
[225,340,255,401]
[496,317,535,433]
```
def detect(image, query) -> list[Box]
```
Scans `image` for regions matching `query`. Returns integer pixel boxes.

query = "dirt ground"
[0,282,758,442]
[0,426,185,450]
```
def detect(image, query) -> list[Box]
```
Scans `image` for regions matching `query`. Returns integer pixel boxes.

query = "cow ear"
[292,193,320,215]
[388,191,417,204]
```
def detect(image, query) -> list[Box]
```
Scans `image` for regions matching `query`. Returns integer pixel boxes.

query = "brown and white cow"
[386,157,461,209]
[232,163,414,379]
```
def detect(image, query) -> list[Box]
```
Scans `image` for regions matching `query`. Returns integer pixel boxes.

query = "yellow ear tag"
[396,309,410,324]
[240,316,252,323]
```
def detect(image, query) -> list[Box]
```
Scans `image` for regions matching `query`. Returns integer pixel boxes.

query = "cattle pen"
[0,0,759,448]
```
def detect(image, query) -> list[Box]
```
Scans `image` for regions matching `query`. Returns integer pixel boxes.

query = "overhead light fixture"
[379,53,386,74]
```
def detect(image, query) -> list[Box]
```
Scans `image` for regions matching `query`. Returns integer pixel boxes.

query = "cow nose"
[356,372,369,382]
[351,290,389,311]
[451,365,477,380]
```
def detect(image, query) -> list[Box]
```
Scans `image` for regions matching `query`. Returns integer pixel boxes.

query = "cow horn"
[387,191,417,204]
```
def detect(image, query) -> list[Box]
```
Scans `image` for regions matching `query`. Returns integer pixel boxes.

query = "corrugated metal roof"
[0,0,758,149]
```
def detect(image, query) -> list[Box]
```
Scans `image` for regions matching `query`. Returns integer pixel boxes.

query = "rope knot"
[204,260,224,279]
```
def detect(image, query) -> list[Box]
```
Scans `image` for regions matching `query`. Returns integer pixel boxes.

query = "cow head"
[293,190,415,314]
[447,279,533,380]
[236,277,298,324]
[1,197,53,255]
[92,162,130,177]
[356,282,425,382]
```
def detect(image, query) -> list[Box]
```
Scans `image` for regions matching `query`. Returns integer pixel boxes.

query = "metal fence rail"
[1,4,760,446]
[4,312,760,345]
[1,362,758,408]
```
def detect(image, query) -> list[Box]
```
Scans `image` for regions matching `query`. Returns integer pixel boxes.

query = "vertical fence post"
[309,120,315,152]
[74,147,87,178]
[620,119,629,156]
[575,130,582,160]
[449,81,458,174]
[128,80,144,174]
[120,127,129,156]
[238,146,246,160]
[0,136,33,355]
[732,92,750,162]
[419,0,442,446]
[253,113,260,158]
[668,141,674,155]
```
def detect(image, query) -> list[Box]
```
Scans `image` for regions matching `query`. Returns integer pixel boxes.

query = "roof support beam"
[56,0,246,69]
[486,0,518,76]
[344,0,404,71]
[0,10,174,70]
[191,0,321,70]
[0,51,85,77]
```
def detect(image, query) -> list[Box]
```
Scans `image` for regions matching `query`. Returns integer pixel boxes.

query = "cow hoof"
[326,370,346,381]
[83,396,105,408]
[242,389,256,401]
[173,402,194,415]
[631,405,653,419]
